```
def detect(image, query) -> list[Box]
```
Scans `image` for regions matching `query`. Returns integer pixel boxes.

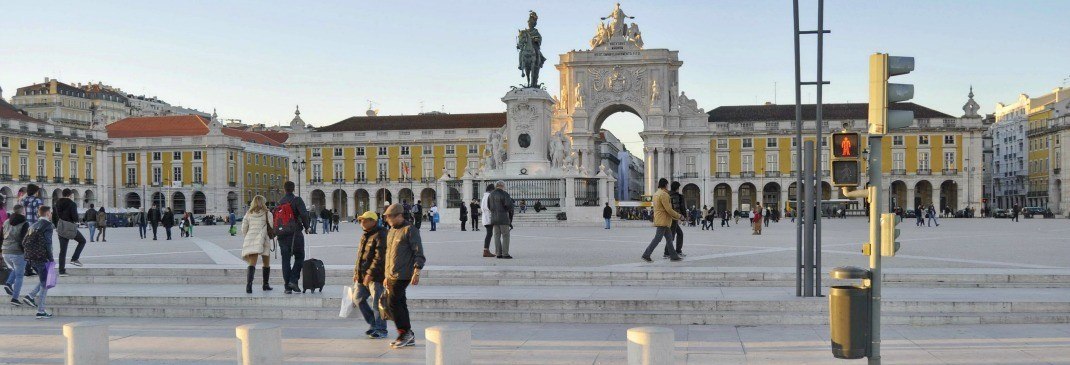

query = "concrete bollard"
[63,322,109,365]
[425,326,471,365]
[627,326,674,365]
[235,323,282,365]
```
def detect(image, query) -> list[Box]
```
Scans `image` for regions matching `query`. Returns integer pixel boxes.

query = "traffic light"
[830,132,861,187]
[880,213,901,257]
[868,53,914,135]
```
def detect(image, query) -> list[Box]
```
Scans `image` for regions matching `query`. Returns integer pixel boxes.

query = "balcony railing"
[53,176,64,183]
[1055,168,1062,175]
[228,181,237,187]
[420,177,435,183]
[0,174,11,181]
[19,175,30,182]
[333,178,346,184]
[680,172,699,178]
[125,183,137,188]
[35,176,46,182]
[740,171,756,178]
[376,177,389,184]
[85,178,94,185]
[916,169,932,175]
[310,178,323,184]
[355,178,368,184]
[765,171,781,178]
[714,172,731,178]
[891,169,906,176]
[941,168,958,175]
[69,177,79,184]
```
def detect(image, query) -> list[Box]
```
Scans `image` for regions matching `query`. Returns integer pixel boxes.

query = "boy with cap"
[354,211,388,339]
[369,203,425,349]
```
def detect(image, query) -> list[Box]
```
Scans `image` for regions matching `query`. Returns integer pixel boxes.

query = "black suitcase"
[301,258,325,293]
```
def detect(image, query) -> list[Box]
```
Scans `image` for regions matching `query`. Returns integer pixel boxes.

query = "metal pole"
[803,141,815,297]
[814,0,826,297]
[868,136,883,365]
[792,0,804,298]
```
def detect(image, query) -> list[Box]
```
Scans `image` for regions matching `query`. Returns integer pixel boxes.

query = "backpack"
[273,202,300,237]
[22,226,50,262]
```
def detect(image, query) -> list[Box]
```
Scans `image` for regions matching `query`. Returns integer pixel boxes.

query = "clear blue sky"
[3,1,1068,153]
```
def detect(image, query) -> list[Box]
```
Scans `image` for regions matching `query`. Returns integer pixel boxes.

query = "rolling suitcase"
[302,259,325,293]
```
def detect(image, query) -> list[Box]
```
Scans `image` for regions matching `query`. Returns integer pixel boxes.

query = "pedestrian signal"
[832,132,860,159]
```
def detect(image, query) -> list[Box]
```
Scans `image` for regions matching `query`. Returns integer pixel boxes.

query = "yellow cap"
[357,211,378,221]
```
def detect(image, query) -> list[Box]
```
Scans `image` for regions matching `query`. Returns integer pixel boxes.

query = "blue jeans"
[642,226,678,259]
[26,261,49,313]
[3,253,27,299]
[604,218,611,229]
[322,220,330,234]
[928,215,938,226]
[356,281,386,333]
[138,223,147,238]
[87,222,97,242]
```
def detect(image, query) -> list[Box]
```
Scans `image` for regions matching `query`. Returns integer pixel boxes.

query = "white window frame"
[334,148,343,157]
[172,166,182,183]
[717,155,727,172]
[943,151,956,170]
[377,161,388,179]
[893,152,905,170]
[918,151,930,170]
[423,160,433,178]
[311,163,322,180]
[766,152,779,172]
[943,135,955,145]
[54,160,62,177]
[18,156,27,176]
[356,147,365,156]
[126,167,136,184]
[401,146,411,156]
[685,156,696,174]
[152,166,162,185]
[193,151,202,160]
[742,138,753,149]
[311,148,321,157]
[892,135,904,146]
[355,162,366,181]
[741,154,753,172]
[766,138,777,148]
[445,145,456,155]
[717,139,728,149]
[333,162,343,180]
[377,146,387,156]
[36,157,44,177]
[918,135,930,145]
[173,151,182,161]
[193,166,203,183]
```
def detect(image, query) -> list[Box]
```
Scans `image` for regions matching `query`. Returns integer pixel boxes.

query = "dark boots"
[245,266,255,294]
[262,269,273,291]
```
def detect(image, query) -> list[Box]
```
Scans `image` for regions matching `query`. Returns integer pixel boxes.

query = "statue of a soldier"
[517,11,546,88]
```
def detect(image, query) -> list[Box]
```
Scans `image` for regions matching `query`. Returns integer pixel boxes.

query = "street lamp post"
[291,158,307,198]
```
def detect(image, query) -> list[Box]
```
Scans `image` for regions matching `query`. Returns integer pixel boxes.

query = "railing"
[53,177,64,183]
[376,177,389,184]
[69,177,80,184]
[714,172,730,178]
[891,169,906,176]
[420,177,435,183]
[229,181,237,187]
[575,178,599,206]
[310,178,323,184]
[916,169,932,175]
[0,174,11,181]
[467,178,564,208]
[85,178,94,185]
[765,171,781,178]
[35,176,46,182]
[740,171,756,178]
[941,168,958,175]
[445,180,463,208]
[354,178,367,184]
[125,183,137,188]
[680,172,699,178]
[332,178,345,184]
[18,175,30,182]
[1054,168,1062,175]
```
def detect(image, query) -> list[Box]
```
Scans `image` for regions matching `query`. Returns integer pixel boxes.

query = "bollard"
[235,323,282,365]
[425,326,471,365]
[627,326,674,365]
[63,322,109,365]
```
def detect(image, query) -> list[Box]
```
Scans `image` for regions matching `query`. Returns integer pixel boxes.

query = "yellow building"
[0,98,107,206]
[1023,87,1070,209]
[106,114,288,215]
[285,110,503,218]
[705,101,987,213]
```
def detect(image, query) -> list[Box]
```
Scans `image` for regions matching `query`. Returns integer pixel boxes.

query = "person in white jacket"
[480,184,494,257]
[241,195,274,294]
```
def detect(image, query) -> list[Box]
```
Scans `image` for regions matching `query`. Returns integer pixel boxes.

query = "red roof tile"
[0,99,42,123]
[107,115,210,138]
[256,130,289,143]
[221,128,282,146]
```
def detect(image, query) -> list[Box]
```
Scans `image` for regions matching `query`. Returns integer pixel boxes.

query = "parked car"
[992,209,1010,218]
[1023,207,1054,218]
[106,213,132,227]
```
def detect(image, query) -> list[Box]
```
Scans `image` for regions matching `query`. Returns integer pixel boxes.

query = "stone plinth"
[235,323,282,365]
[63,322,109,365]
[425,326,471,365]
[500,88,555,177]
[627,326,674,365]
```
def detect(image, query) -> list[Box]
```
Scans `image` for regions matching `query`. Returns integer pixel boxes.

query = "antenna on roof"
[419,100,425,114]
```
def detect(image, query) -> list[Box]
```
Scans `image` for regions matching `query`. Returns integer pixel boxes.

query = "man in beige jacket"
[641,178,682,262]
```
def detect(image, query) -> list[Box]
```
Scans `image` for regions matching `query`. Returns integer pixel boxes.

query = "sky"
[2,1,1069,154]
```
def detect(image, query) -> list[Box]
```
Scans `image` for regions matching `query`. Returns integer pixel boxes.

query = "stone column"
[235,323,282,365]
[461,177,473,206]
[564,176,576,210]
[644,148,655,195]
[905,186,915,209]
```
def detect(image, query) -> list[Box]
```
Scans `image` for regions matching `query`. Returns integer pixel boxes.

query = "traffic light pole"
[867,136,883,365]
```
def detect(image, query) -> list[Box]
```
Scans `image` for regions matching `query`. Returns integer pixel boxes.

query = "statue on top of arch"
[590,3,643,50]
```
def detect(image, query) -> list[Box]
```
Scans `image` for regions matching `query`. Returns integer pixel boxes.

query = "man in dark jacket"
[469,200,480,231]
[278,181,310,294]
[148,204,161,240]
[84,204,98,242]
[137,208,147,239]
[354,211,388,339]
[487,180,514,259]
[53,189,88,275]
[603,202,613,229]
[412,201,423,229]
[161,207,175,240]
[667,181,686,258]
[370,203,426,349]
[459,204,468,231]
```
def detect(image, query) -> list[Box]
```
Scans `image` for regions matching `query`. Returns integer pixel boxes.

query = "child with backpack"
[21,206,55,319]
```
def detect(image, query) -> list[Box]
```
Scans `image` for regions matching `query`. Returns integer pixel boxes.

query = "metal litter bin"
[829,266,870,359]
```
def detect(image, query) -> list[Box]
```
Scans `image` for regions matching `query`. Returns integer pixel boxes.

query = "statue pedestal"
[500,88,554,177]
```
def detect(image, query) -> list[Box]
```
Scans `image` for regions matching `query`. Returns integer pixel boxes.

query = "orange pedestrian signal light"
[832,132,860,159]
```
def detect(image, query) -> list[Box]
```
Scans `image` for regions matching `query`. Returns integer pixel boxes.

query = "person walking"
[353,210,388,339]
[642,178,682,262]
[21,206,55,319]
[915,205,925,227]
[95,207,107,242]
[428,203,438,232]
[487,181,515,259]
[240,195,274,294]
[603,202,613,229]
[927,204,939,227]
[667,181,686,258]
[320,208,331,235]
[229,209,237,236]
[480,184,494,257]
[469,199,480,231]
[752,203,763,235]
[162,207,175,240]
[52,189,88,276]
[369,203,426,349]
[412,201,423,229]
[20,184,43,226]
[84,204,98,243]
[1011,204,1020,222]
[148,204,161,240]
[2,205,28,306]
[136,208,147,239]
[721,209,731,227]
[763,207,771,227]
[277,181,310,294]
[733,209,741,225]
[459,204,468,231]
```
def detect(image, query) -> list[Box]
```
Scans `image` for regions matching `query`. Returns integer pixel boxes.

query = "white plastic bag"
[339,286,356,318]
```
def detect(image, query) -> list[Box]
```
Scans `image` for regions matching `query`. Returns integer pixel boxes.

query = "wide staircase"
[508,207,565,226]
[3,265,1069,325]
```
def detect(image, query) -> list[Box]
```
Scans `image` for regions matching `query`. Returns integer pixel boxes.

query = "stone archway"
[940,180,958,212]
[227,192,239,213]
[125,192,141,209]
[151,192,166,210]
[915,180,933,208]
[52,188,62,206]
[310,189,326,212]
[738,183,756,210]
[890,181,907,210]
[763,182,781,211]
[172,192,186,214]
[398,188,415,206]
[714,183,732,212]
[553,3,711,195]
[374,188,391,211]
[355,189,370,215]
[331,189,348,218]
[682,183,700,210]
[192,191,207,215]
[82,190,95,207]
[420,188,436,207]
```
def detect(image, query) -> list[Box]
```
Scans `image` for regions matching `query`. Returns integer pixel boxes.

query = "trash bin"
[829,266,870,359]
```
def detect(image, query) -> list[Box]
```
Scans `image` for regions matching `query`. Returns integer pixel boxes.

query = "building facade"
[285,109,503,219]
[0,97,108,207]
[991,94,1031,209]
[106,114,287,216]
[595,129,644,201]
[12,78,96,129]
